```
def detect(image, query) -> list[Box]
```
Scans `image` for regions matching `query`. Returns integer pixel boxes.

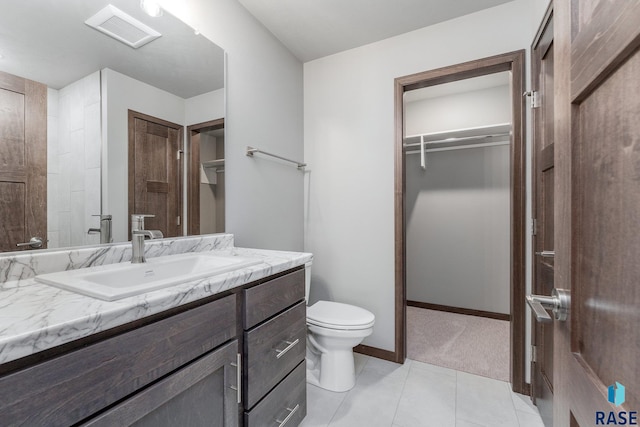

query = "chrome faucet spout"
[130,214,163,264]
[134,230,164,239]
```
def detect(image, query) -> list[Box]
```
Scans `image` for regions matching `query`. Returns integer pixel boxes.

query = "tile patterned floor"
[300,354,545,427]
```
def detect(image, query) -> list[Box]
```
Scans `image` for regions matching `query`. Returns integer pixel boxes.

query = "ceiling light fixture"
[140,0,163,17]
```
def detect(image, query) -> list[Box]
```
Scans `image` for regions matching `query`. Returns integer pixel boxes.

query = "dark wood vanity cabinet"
[0,266,307,427]
[83,339,240,427]
[242,268,307,426]
[0,294,239,427]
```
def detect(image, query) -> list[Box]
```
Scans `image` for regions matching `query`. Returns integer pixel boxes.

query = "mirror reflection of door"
[0,0,225,251]
[187,119,225,236]
[0,70,47,251]
[128,110,183,239]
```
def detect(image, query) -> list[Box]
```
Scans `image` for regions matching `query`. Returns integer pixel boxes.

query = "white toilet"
[304,262,375,392]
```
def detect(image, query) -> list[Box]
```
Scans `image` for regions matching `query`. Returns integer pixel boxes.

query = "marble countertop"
[0,243,312,365]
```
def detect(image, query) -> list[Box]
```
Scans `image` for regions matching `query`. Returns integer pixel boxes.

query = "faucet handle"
[93,214,113,220]
[131,214,155,231]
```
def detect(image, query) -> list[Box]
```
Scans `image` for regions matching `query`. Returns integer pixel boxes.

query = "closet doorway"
[187,119,225,235]
[394,51,527,393]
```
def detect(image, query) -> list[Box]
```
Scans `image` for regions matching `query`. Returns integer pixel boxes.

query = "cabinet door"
[83,340,240,427]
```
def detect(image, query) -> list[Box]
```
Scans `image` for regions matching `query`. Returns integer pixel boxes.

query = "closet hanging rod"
[405,123,511,142]
[403,132,510,149]
[246,146,306,170]
[405,140,510,155]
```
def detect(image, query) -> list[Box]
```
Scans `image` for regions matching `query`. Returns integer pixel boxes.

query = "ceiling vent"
[85,5,161,49]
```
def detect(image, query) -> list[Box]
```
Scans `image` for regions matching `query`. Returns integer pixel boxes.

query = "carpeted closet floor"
[407,306,510,382]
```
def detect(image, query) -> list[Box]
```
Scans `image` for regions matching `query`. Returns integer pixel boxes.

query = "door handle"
[16,237,43,249]
[230,353,241,404]
[526,288,570,322]
[535,251,555,258]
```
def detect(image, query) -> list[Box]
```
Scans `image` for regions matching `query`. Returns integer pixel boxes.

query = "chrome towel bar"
[246,146,306,170]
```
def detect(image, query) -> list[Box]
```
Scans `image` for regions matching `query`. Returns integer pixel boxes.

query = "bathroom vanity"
[0,234,310,427]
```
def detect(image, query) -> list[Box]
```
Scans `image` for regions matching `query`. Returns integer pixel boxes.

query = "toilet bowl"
[305,263,375,392]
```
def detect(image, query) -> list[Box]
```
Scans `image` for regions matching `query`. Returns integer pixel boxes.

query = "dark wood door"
[555,0,640,425]
[0,70,46,251]
[128,110,182,239]
[531,8,554,427]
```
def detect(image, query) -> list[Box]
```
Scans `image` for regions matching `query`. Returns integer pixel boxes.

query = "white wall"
[47,71,101,248]
[405,85,511,135]
[159,0,304,251]
[304,0,536,352]
[405,85,511,314]
[185,88,225,126]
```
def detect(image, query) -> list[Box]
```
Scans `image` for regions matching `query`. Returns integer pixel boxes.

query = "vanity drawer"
[0,294,236,427]
[244,301,306,408]
[243,268,305,329]
[245,361,307,427]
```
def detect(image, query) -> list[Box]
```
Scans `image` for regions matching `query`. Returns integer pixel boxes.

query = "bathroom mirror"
[0,0,225,252]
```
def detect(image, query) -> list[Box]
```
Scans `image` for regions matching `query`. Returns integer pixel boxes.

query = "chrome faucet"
[131,214,164,264]
[88,214,113,244]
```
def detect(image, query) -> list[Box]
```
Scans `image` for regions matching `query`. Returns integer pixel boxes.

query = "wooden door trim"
[186,118,224,236]
[127,110,184,240]
[392,51,527,393]
[530,6,555,423]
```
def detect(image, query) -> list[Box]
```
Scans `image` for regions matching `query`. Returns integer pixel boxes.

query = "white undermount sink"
[35,252,263,301]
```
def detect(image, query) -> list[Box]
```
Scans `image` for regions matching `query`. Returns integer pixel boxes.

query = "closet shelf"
[404,123,511,151]
[202,159,225,169]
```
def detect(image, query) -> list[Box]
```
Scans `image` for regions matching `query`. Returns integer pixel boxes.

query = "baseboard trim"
[354,345,398,363]
[407,300,511,322]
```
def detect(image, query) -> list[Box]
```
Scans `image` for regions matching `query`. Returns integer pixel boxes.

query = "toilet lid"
[307,301,375,330]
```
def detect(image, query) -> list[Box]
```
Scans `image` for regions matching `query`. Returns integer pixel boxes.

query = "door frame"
[392,51,528,394]
[186,118,225,236]
[127,110,184,240]
[530,4,555,424]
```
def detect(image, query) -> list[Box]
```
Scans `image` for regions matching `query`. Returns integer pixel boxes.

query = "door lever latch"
[526,288,570,323]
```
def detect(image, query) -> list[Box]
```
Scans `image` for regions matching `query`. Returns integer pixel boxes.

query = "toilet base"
[306,342,356,392]
[305,311,374,393]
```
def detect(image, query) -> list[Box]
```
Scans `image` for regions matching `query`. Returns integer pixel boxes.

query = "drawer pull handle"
[275,339,300,359]
[275,404,300,426]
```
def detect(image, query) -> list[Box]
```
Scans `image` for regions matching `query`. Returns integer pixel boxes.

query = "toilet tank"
[304,261,312,304]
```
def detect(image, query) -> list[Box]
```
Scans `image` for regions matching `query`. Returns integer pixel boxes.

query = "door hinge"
[177,149,183,160]
[531,218,537,236]
[176,216,181,226]
[523,90,540,108]
[531,345,537,363]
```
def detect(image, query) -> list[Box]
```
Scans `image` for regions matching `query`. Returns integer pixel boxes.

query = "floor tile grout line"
[326,355,369,426]
[510,391,523,427]
[454,370,459,427]
[390,359,412,426]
